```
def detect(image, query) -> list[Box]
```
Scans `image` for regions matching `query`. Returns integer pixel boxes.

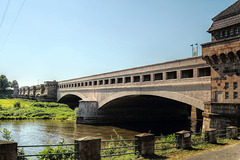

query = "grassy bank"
[101,132,240,160]
[0,99,76,120]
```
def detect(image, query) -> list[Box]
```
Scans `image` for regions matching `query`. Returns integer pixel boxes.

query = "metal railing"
[101,138,137,158]
[16,127,240,159]
[217,129,227,138]
[191,132,206,146]
[155,135,177,150]
[17,143,77,159]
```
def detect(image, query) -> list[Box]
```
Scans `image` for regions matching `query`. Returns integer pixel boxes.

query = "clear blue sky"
[0,0,237,87]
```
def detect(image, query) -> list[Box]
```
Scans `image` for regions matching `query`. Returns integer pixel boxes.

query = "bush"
[38,140,75,160]
[14,102,21,109]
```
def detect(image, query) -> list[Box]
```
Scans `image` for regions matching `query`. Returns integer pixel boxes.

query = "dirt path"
[185,143,240,160]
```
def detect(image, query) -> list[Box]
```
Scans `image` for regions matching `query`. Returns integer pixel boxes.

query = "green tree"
[0,75,10,91]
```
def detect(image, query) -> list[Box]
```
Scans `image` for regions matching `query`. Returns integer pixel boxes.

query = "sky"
[0,0,237,87]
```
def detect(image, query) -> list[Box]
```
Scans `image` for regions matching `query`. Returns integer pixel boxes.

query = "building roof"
[208,0,240,32]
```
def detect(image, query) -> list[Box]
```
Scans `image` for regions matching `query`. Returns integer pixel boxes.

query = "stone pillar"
[191,106,197,119]
[135,133,155,156]
[77,101,100,124]
[204,128,217,143]
[75,136,101,160]
[226,126,238,139]
[176,130,191,149]
[0,140,17,160]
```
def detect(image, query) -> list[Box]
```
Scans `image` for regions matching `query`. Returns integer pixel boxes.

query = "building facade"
[202,0,240,131]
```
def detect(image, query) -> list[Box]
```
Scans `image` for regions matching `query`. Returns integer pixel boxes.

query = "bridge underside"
[77,95,203,124]
[58,94,82,109]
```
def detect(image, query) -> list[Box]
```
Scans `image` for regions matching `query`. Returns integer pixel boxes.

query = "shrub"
[14,102,21,109]
[38,140,75,160]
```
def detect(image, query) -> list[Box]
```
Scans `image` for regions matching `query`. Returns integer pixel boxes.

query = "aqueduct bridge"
[56,56,211,124]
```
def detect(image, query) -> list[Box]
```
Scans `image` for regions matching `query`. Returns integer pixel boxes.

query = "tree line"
[0,75,19,98]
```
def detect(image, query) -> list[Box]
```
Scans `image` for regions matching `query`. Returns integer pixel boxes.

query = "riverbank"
[0,99,76,120]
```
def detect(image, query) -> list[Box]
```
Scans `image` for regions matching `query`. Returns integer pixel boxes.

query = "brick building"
[202,0,240,130]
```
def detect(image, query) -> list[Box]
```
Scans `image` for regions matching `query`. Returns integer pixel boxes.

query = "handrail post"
[135,133,155,156]
[204,128,217,143]
[0,140,17,160]
[75,136,101,160]
[176,130,191,149]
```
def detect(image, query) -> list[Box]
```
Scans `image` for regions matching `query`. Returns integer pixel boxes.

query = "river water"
[0,119,202,157]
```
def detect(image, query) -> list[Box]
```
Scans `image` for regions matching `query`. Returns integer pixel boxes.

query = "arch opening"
[58,94,82,110]
[98,95,203,133]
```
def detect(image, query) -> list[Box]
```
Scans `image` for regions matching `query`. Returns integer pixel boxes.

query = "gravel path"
[185,143,240,160]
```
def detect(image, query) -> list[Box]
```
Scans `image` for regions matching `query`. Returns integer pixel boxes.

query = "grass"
[0,99,76,120]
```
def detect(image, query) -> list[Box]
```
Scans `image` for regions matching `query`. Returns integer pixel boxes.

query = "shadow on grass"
[215,142,228,146]
[142,154,168,160]
[184,147,203,151]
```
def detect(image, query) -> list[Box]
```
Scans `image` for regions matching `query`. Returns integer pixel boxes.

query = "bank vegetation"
[0,99,77,120]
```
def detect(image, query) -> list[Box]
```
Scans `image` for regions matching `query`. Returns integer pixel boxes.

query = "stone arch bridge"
[57,56,211,124]
[17,56,210,124]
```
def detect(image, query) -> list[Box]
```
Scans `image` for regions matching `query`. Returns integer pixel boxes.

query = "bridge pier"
[77,101,101,124]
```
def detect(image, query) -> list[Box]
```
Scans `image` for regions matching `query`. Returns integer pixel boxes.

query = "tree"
[0,75,10,91]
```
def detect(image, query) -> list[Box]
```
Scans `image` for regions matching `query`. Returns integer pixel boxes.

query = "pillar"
[0,140,17,160]
[135,133,155,156]
[204,128,217,143]
[191,106,197,119]
[226,126,238,139]
[76,101,100,124]
[176,130,191,149]
[75,136,101,160]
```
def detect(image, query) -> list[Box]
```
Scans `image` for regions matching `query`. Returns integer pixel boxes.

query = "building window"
[125,77,131,83]
[85,82,88,86]
[99,80,103,85]
[94,81,97,85]
[78,83,80,87]
[220,31,223,38]
[198,67,211,77]
[225,82,229,90]
[154,73,163,80]
[234,92,238,99]
[117,78,123,83]
[234,82,238,90]
[81,82,84,86]
[110,79,116,84]
[167,71,177,80]
[89,82,92,86]
[225,92,229,99]
[105,79,109,85]
[181,69,193,78]
[230,29,234,36]
[224,30,228,37]
[236,28,239,35]
[133,76,140,82]
[143,75,151,82]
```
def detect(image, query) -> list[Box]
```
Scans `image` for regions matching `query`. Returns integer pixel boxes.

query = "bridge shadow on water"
[102,118,203,136]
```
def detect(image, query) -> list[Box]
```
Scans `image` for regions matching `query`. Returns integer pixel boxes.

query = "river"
[0,119,202,157]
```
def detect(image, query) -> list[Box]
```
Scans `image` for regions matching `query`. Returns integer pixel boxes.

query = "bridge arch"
[99,91,204,110]
[58,93,83,109]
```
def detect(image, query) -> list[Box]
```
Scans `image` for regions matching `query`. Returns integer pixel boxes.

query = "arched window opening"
[211,55,219,64]
[203,56,213,65]
[219,53,227,63]
[228,52,236,62]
